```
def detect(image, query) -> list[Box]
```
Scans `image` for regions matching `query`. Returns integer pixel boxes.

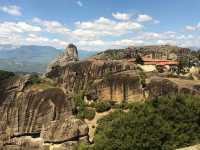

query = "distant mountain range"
[0,45,96,73]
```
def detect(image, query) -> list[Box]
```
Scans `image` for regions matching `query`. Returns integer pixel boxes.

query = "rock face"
[65,44,79,61]
[46,59,145,102]
[47,44,79,72]
[0,74,89,149]
[176,144,200,150]
[147,77,200,98]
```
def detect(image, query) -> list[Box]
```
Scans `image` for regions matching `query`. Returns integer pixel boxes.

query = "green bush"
[73,91,85,109]
[0,70,14,81]
[73,92,96,120]
[93,95,200,150]
[26,75,41,85]
[95,101,111,113]
[77,108,96,120]
[77,143,93,150]
[112,102,132,110]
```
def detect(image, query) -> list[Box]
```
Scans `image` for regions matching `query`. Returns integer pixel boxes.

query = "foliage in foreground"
[92,95,200,150]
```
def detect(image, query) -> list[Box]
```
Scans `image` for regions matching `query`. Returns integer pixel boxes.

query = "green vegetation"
[0,70,15,80]
[25,75,56,90]
[135,54,144,65]
[112,101,132,110]
[137,66,146,86]
[95,101,111,113]
[92,95,200,150]
[77,107,96,120]
[26,75,41,85]
[73,91,96,120]
[178,56,190,74]
[104,71,113,80]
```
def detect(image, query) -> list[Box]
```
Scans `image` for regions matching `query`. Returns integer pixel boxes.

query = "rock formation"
[65,43,79,61]
[0,73,89,149]
[147,77,200,98]
[46,44,200,102]
[48,44,79,71]
[176,144,200,150]
[1,44,200,149]
[46,58,145,102]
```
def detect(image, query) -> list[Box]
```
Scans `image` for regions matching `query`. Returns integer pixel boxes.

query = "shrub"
[135,54,144,65]
[73,92,96,120]
[26,75,41,85]
[0,70,14,81]
[93,95,200,150]
[85,108,96,120]
[73,91,85,109]
[77,108,96,120]
[95,101,111,113]
[112,102,131,110]
[77,143,93,150]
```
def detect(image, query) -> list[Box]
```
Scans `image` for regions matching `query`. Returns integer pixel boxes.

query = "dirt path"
[85,109,114,142]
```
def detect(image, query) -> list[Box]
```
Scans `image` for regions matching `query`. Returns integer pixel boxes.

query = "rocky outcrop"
[176,144,200,150]
[46,58,145,102]
[92,45,191,60]
[48,44,79,72]
[65,44,79,61]
[0,74,89,149]
[147,77,200,98]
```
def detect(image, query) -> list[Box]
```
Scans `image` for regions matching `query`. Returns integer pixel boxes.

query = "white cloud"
[74,17,142,40]
[0,5,22,16]
[33,17,70,34]
[112,12,131,21]
[0,21,41,34]
[1,12,199,51]
[76,1,83,7]
[185,22,200,32]
[185,25,196,31]
[153,20,160,24]
[112,39,144,46]
[137,14,153,22]
[25,34,68,48]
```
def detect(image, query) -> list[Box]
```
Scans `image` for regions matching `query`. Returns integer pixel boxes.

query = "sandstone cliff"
[46,44,200,103]
[1,44,200,150]
[147,77,200,98]
[0,72,89,150]
[46,59,145,102]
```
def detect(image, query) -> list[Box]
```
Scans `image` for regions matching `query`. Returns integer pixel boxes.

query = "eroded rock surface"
[48,44,79,72]
[46,58,145,102]
[147,77,200,98]
[176,144,200,150]
[0,74,89,150]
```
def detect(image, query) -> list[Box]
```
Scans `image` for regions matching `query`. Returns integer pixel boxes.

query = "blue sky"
[0,0,200,51]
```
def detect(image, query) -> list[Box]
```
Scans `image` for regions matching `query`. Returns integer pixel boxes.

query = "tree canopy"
[92,95,200,150]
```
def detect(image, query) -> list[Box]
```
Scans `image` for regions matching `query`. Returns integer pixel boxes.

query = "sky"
[0,0,200,51]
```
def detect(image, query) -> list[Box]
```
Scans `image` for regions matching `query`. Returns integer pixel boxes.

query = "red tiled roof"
[128,58,179,65]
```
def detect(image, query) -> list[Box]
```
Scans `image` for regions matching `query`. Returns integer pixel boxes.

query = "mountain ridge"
[0,44,96,73]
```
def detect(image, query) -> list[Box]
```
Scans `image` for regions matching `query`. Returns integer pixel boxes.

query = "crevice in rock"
[44,135,87,144]
[11,132,40,139]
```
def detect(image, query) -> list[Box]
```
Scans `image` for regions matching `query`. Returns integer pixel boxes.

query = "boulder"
[41,116,89,143]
